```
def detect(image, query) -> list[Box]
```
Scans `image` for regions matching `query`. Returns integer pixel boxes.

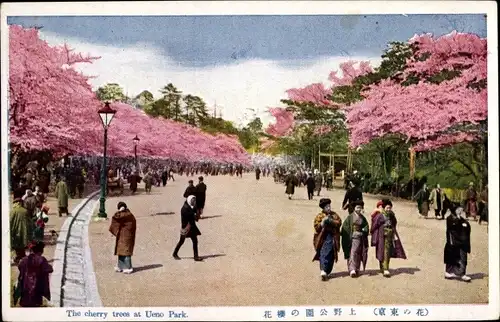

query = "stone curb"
[50,190,99,307]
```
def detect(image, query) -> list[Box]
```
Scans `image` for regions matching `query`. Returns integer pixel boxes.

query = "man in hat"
[173,195,203,261]
[183,180,197,198]
[305,172,316,200]
[313,198,342,281]
[370,199,406,277]
[465,182,478,220]
[195,176,207,219]
[342,181,363,213]
[284,171,299,200]
[341,200,369,277]
[54,176,70,217]
[10,188,33,264]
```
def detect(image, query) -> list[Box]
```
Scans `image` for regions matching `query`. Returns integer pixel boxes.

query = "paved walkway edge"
[50,191,100,307]
[82,200,102,307]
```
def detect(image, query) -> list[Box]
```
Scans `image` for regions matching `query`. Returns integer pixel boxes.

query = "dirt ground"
[88,175,489,307]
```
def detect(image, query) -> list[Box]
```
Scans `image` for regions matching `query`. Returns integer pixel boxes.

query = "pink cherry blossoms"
[267,61,373,137]
[347,31,487,151]
[9,25,250,165]
[265,108,295,137]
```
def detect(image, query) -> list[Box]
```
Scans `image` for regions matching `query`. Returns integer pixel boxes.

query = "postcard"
[1,1,498,321]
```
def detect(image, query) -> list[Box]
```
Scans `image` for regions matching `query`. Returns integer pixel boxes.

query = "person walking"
[305,172,316,200]
[55,176,70,217]
[10,189,32,264]
[195,176,207,219]
[444,206,472,282]
[183,180,197,198]
[109,202,137,274]
[173,195,203,261]
[429,184,444,220]
[312,198,342,281]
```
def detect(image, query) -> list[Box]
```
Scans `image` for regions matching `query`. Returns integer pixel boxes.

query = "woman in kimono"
[109,202,137,274]
[341,200,369,277]
[444,206,472,282]
[370,199,407,277]
[312,198,342,281]
[16,241,53,307]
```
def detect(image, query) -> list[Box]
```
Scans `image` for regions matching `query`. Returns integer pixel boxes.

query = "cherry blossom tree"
[9,25,251,165]
[346,31,487,150]
[9,24,103,158]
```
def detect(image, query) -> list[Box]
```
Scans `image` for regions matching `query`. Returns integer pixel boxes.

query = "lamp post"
[133,135,140,166]
[97,102,117,219]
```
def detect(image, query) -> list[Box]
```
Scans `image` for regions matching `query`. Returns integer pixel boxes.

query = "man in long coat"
[109,202,137,274]
[285,171,299,200]
[173,195,203,261]
[342,181,363,213]
[10,189,32,264]
[429,184,444,219]
[54,177,69,217]
[195,176,207,219]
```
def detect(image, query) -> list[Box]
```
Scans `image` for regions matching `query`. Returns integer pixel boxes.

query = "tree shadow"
[200,215,222,220]
[469,272,487,280]
[150,212,176,216]
[391,267,421,276]
[132,264,163,273]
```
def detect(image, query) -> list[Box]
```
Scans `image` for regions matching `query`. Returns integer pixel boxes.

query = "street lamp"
[133,135,140,166]
[97,102,117,219]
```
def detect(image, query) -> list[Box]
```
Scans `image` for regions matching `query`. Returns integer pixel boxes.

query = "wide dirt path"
[89,175,489,306]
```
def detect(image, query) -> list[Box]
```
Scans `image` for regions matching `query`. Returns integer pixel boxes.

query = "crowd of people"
[9,153,488,307]
[311,196,473,282]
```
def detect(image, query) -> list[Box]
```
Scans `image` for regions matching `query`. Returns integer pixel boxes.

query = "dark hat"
[381,199,393,208]
[351,200,365,208]
[198,176,204,181]
[117,201,127,210]
[188,180,194,184]
[13,188,24,200]
[319,198,332,209]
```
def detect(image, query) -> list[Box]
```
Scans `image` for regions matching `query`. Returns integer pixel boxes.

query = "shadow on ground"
[150,212,176,216]
[133,264,163,273]
[200,215,222,219]
[181,254,227,260]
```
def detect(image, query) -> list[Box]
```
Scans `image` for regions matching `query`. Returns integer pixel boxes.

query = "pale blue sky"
[8,15,487,68]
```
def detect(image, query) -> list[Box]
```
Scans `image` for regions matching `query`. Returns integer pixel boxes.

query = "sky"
[8,15,487,126]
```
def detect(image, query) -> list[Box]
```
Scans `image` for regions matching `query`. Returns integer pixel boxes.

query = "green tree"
[95,83,127,102]
[135,90,155,108]
[183,95,209,126]
[159,83,182,121]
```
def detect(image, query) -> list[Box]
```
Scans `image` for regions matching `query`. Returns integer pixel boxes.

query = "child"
[33,206,50,242]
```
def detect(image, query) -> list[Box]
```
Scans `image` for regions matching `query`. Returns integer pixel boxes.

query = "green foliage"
[95,83,127,102]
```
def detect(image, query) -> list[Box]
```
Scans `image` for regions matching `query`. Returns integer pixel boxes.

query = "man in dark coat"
[342,181,363,213]
[444,206,472,282]
[255,167,261,180]
[173,195,203,261]
[305,173,316,200]
[195,176,207,218]
[183,180,197,198]
[285,171,299,200]
[161,168,169,187]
